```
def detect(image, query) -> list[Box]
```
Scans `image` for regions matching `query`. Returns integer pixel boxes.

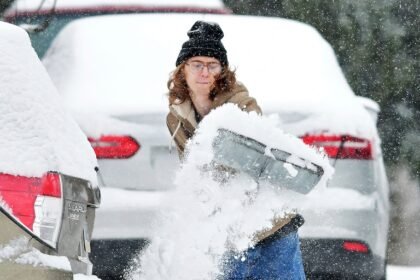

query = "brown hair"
[167,61,237,105]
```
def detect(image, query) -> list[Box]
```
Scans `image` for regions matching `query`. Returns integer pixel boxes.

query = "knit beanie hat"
[176,20,228,66]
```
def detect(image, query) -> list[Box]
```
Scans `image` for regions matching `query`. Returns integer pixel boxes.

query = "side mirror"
[212,129,324,194]
[19,23,46,33]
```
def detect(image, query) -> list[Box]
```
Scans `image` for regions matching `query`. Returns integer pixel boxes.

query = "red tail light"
[0,172,62,247]
[301,135,372,159]
[40,172,61,197]
[88,135,140,159]
[342,241,369,253]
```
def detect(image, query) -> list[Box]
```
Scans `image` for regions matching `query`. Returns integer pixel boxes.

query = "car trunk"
[87,113,179,191]
[0,172,100,275]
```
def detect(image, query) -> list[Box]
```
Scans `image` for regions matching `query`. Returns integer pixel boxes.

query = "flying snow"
[131,104,332,279]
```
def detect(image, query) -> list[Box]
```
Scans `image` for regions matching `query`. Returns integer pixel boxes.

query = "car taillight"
[301,134,372,159]
[342,241,369,253]
[88,135,140,159]
[0,172,63,248]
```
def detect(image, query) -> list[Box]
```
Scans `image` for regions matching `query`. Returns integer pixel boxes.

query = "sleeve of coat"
[166,112,188,158]
[229,93,263,115]
[241,97,262,115]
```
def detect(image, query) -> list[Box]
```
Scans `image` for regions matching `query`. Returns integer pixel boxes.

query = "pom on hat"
[176,21,228,66]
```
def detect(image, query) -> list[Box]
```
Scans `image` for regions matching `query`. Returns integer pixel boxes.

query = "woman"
[166,20,306,279]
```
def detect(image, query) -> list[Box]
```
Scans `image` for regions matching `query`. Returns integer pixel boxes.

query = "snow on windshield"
[42,13,377,140]
[133,105,332,279]
[0,22,97,184]
[7,0,225,11]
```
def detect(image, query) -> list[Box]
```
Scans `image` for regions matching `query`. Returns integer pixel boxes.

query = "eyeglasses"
[186,61,222,75]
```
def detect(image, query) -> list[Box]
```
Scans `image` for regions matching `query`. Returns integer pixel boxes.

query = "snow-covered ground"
[71,266,420,279]
[387,266,420,279]
[79,265,420,280]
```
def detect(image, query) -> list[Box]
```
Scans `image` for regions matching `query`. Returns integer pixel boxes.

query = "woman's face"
[184,56,222,98]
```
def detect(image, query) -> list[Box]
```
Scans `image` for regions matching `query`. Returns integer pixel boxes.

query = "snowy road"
[74,265,420,279]
[387,265,420,279]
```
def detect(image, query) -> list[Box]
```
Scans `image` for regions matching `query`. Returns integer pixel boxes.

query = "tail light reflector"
[0,172,63,248]
[342,241,369,253]
[88,135,140,159]
[301,135,372,159]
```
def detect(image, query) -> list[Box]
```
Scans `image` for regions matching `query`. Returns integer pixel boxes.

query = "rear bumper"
[91,238,149,279]
[300,239,386,279]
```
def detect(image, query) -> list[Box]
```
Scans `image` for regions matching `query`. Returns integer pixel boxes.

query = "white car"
[0,22,100,279]
[43,13,390,279]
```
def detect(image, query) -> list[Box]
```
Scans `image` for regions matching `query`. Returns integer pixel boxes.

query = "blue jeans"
[223,231,305,280]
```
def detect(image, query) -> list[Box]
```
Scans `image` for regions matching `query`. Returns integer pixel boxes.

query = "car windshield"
[212,129,324,194]
[14,15,81,57]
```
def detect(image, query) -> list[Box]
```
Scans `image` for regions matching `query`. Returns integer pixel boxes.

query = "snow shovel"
[211,128,324,194]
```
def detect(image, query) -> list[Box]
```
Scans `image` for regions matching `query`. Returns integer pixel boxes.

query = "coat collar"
[169,98,197,133]
[211,82,249,109]
[169,82,249,131]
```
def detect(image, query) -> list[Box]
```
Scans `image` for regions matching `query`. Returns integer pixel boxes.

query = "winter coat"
[167,82,261,155]
[166,82,299,243]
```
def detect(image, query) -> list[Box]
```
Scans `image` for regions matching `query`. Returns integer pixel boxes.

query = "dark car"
[3,0,231,57]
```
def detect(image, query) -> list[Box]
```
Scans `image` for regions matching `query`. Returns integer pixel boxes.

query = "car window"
[14,14,86,57]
